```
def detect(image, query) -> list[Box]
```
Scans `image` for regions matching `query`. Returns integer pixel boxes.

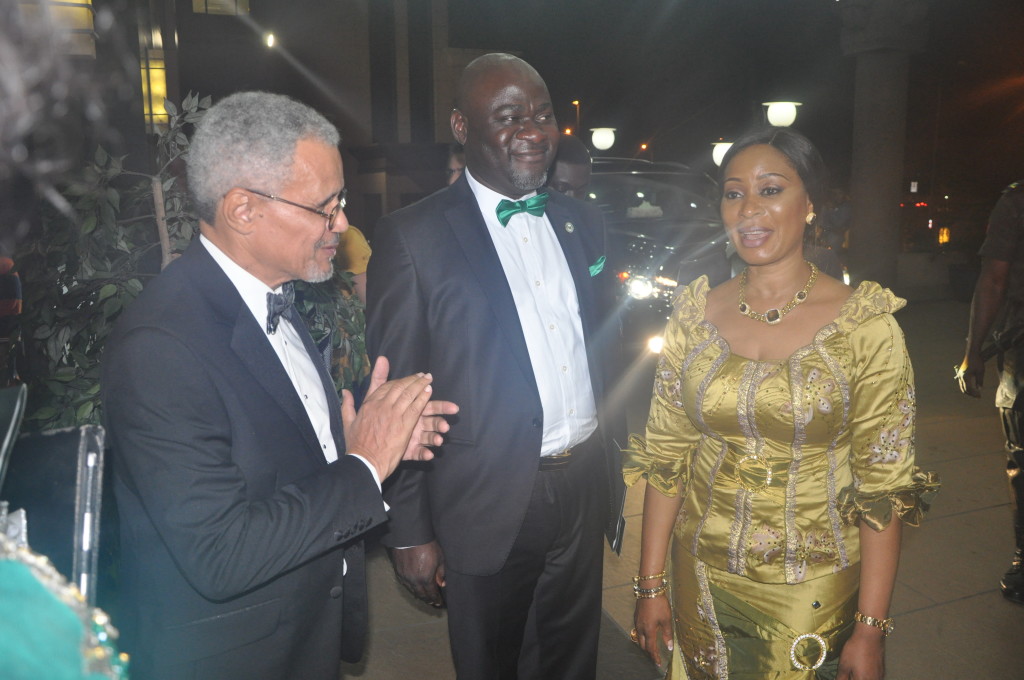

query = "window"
[192,0,250,15]
[20,1,97,57]
[140,47,168,133]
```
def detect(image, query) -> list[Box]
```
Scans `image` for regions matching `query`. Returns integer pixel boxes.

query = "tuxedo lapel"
[444,189,539,397]
[231,313,330,466]
[546,199,598,335]
[182,243,344,463]
[545,197,605,401]
[293,318,345,451]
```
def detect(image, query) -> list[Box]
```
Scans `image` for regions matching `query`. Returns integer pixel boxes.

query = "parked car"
[586,158,730,354]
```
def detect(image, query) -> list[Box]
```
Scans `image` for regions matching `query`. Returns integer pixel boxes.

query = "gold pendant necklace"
[737,261,819,325]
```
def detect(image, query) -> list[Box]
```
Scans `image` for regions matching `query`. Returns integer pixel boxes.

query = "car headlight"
[626,276,655,299]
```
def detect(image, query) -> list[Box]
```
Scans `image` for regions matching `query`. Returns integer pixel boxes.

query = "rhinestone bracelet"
[632,582,668,599]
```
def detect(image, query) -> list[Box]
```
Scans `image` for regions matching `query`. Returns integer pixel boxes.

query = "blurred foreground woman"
[625,127,939,680]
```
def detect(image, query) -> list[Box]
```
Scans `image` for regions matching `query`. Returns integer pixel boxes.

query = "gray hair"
[187,91,340,224]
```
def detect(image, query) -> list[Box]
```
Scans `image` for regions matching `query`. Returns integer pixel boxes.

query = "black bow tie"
[266,282,296,334]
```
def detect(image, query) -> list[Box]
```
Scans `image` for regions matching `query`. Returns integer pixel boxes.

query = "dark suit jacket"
[366,176,625,576]
[102,241,388,680]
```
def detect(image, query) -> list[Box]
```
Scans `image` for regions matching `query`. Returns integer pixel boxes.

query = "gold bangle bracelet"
[853,611,894,637]
[633,589,667,600]
[632,570,667,584]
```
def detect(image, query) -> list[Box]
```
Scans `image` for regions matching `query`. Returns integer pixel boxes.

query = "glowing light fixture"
[591,128,616,151]
[712,141,733,166]
[264,32,276,47]
[763,102,802,127]
[626,276,654,300]
[647,336,665,354]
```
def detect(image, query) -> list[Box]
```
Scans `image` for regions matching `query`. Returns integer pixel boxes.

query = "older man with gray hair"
[102,91,457,680]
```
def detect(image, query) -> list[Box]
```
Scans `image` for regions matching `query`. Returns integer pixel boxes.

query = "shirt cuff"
[347,453,389,512]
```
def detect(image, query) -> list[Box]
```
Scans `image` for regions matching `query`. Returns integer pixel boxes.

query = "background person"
[546,132,592,200]
[366,53,623,679]
[102,91,457,680]
[626,127,938,679]
[956,178,1024,605]
[446,143,465,186]
[335,225,371,304]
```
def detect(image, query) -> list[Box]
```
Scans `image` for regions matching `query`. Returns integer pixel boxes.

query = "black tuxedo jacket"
[102,241,387,680]
[366,176,625,576]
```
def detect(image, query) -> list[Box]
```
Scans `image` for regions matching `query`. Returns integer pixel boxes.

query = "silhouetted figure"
[957,179,1024,605]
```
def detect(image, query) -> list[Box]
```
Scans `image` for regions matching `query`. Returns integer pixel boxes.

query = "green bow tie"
[495,192,549,227]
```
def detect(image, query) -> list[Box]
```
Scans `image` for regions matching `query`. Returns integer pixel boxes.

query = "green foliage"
[15,94,211,431]
[14,91,368,430]
[295,274,369,394]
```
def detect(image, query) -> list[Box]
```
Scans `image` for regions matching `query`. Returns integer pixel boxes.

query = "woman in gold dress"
[625,127,939,680]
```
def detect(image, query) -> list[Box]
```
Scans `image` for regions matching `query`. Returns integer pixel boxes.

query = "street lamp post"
[572,100,580,135]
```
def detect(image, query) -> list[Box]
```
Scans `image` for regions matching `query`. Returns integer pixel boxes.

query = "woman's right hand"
[634,595,674,666]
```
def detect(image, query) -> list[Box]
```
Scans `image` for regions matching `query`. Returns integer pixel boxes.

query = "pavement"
[341,299,1024,679]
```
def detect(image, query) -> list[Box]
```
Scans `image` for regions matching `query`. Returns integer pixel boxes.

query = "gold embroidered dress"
[624,277,939,680]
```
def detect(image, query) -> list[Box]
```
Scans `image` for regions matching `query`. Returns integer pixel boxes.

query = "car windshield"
[587,173,720,243]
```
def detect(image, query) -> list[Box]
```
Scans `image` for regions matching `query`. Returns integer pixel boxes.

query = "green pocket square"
[589,255,606,277]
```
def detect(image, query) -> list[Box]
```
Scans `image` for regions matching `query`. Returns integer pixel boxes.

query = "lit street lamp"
[591,127,616,151]
[763,101,802,127]
[712,141,733,166]
[572,100,580,135]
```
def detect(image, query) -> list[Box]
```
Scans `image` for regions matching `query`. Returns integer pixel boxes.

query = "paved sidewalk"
[343,299,1024,679]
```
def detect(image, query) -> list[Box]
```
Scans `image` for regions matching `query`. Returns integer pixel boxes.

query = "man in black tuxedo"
[102,92,457,680]
[366,54,624,679]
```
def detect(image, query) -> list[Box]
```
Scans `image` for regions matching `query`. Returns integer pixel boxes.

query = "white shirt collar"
[200,234,286,335]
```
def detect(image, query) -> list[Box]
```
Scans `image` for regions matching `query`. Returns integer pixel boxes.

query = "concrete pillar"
[841,0,929,287]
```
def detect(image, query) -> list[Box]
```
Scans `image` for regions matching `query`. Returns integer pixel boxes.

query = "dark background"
[449,0,1024,212]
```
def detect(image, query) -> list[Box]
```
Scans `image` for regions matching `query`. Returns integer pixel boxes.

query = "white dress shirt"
[464,170,598,455]
[200,236,384,494]
[202,235,341,461]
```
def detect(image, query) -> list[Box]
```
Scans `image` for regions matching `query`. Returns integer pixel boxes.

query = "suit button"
[330,586,343,598]
[532,418,541,428]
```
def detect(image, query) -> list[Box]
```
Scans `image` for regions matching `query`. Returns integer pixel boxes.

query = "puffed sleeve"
[838,313,940,530]
[622,281,705,497]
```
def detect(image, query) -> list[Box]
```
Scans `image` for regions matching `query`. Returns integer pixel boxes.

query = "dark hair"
[554,133,591,166]
[719,127,829,215]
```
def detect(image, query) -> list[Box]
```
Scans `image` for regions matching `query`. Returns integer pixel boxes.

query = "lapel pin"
[564,222,575,233]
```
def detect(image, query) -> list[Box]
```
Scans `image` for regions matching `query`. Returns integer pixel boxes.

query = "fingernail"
[425,385,432,392]
[416,372,425,377]
[424,372,432,379]
[667,641,673,651]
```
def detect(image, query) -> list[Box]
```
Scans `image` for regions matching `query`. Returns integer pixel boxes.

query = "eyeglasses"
[245,187,347,230]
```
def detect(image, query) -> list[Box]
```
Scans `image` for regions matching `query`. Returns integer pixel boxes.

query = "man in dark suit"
[102,92,457,680]
[366,54,624,679]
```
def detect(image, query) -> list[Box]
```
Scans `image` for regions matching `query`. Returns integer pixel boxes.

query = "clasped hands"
[342,356,459,482]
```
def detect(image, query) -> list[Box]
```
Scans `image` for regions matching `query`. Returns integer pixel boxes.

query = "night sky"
[448,0,1024,210]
